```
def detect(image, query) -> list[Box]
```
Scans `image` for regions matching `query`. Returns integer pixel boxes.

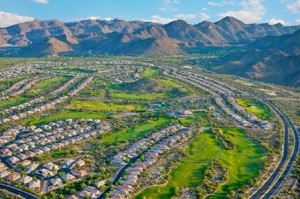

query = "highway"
[250,100,299,199]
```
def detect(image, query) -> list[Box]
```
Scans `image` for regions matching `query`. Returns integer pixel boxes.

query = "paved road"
[0,183,39,199]
[263,109,300,198]
[97,128,189,199]
[250,100,299,199]
[97,137,165,199]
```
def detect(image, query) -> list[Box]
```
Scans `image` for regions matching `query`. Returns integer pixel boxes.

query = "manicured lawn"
[211,128,265,198]
[154,78,197,95]
[236,98,271,120]
[35,148,78,161]
[111,92,169,100]
[134,131,220,199]
[100,116,173,146]
[179,113,210,127]
[23,110,109,125]
[67,99,146,112]
[135,128,265,199]
[110,88,189,101]
[27,76,69,95]
[0,96,30,110]
[0,76,26,92]
[142,67,161,78]
[52,150,68,158]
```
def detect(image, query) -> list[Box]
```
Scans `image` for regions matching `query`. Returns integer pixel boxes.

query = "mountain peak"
[195,21,214,28]
[216,16,245,25]
[166,19,189,27]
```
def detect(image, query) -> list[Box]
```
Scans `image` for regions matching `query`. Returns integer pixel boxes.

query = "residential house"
[71,169,87,177]
[19,176,33,185]
[0,170,10,178]
[29,180,41,191]
[61,173,76,182]
[48,178,63,190]
[8,156,20,165]
[7,173,21,182]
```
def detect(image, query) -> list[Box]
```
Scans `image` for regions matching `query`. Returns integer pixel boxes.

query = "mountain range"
[212,29,300,86]
[0,17,299,57]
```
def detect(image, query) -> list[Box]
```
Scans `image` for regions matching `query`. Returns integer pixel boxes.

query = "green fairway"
[135,128,265,199]
[23,110,108,125]
[110,88,189,101]
[210,128,265,198]
[154,78,197,95]
[236,98,271,120]
[0,96,30,110]
[100,116,172,146]
[67,99,146,112]
[51,150,68,159]
[142,67,161,78]
[179,113,210,127]
[27,76,69,95]
[110,92,169,100]
[0,76,26,92]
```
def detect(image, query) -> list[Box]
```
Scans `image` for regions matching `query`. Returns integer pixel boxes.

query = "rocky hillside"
[212,30,300,86]
[0,17,299,57]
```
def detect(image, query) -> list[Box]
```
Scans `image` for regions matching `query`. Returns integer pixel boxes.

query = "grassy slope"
[179,113,210,127]
[211,128,265,198]
[0,77,69,110]
[110,92,168,100]
[67,99,146,112]
[142,67,161,78]
[0,96,30,110]
[26,76,69,95]
[23,111,108,125]
[236,98,271,120]
[100,117,172,146]
[135,128,264,199]
[154,78,198,95]
[0,76,26,92]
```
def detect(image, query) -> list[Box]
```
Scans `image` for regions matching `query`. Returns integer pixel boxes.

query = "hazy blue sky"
[0,0,300,27]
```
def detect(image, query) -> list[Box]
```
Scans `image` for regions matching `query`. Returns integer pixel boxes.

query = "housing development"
[0,57,299,199]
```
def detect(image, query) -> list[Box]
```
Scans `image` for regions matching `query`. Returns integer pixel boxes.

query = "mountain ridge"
[0,17,299,57]
[211,29,300,86]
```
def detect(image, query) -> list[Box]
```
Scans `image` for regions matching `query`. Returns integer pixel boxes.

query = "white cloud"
[208,2,223,6]
[286,0,300,13]
[32,0,49,3]
[160,0,179,12]
[0,11,34,27]
[87,16,112,21]
[200,12,211,21]
[144,15,175,24]
[208,1,235,6]
[268,18,286,25]
[165,0,180,4]
[218,0,266,23]
[174,13,197,20]
[69,16,113,22]
[143,12,210,24]
[296,19,300,24]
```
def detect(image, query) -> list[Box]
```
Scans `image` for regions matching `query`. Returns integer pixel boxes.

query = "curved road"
[263,106,300,198]
[251,100,299,199]
[0,183,39,199]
